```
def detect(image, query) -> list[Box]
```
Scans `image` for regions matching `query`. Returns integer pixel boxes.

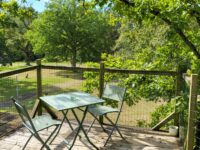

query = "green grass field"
[0,62,164,128]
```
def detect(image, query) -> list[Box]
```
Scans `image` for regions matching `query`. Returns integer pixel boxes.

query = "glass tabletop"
[40,92,104,111]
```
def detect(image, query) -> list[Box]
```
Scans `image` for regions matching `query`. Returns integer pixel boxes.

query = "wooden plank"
[36,60,42,115]
[99,62,105,124]
[174,69,182,127]
[105,68,178,76]
[0,66,37,78]
[42,65,178,76]
[32,60,58,118]
[99,62,105,98]
[183,73,191,86]
[152,111,176,131]
[187,74,198,150]
[42,65,100,72]
[0,124,181,149]
[31,99,40,118]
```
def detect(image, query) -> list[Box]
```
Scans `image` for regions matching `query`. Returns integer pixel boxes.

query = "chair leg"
[96,117,107,133]
[104,124,115,146]
[90,114,107,133]
[34,134,50,150]
[22,134,33,150]
[49,123,63,144]
[105,115,125,140]
[41,126,59,149]
[87,118,96,134]
[105,116,123,139]
[49,125,61,144]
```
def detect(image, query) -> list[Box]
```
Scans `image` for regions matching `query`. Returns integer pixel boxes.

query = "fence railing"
[183,74,199,150]
[2,60,198,150]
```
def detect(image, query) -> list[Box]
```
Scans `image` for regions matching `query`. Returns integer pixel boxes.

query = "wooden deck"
[0,122,182,150]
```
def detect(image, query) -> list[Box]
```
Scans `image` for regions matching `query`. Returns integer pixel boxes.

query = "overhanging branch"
[119,0,200,59]
[151,10,200,59]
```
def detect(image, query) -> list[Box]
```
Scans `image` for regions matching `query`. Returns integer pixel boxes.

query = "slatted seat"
[26,115,61,132]
[88,105,119,116]
[12,98,61,150]
[87,84,126,146]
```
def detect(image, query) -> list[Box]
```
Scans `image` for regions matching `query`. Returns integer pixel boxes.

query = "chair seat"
[88,105,119,116]
[26,115,61,132]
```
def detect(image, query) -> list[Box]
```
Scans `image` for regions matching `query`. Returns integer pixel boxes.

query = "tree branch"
[151,10,200,59]
[119,0,200,59]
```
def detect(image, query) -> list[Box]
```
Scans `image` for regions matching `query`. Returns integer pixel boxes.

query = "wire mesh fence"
[0,69,37,137]
[38,68,177,130]
[0,63,182,138]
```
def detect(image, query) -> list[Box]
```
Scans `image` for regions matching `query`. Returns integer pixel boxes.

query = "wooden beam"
[183,73,191,86]
[0,66,37,78]
[152,111,176,131]
[31,99,40,118]
[187,74,198,150]
[36,59,42,115]
[41,65,178,76]
[32,60,57,119]
[99,62,105,124]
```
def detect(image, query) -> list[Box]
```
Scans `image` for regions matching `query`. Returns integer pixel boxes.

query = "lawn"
[0,61,164,128]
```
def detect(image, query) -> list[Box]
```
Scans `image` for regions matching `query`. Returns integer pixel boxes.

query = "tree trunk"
[70,48,77,68]
[23,42,32,66]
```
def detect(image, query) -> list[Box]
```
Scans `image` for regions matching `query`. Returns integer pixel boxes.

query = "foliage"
[26,0,117,67]
[150,95,189,129]
[0,0,37,65]
[82,54,176,106]
[114,18,194,72]
[93,0,200,61]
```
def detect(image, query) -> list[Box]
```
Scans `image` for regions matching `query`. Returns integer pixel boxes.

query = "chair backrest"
[102,84,126,102]
[12,98,36,133]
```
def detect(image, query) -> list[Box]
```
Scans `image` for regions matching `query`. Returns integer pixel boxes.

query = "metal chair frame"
[87,84,126,146]
[12,98,61,150]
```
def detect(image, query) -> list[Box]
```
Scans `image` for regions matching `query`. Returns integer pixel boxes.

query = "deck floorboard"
[0,122,182,150]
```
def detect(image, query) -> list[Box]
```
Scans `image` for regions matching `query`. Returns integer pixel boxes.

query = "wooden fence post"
[99,61,105,124]
[36,60,42,99]
[99,62,105,98]
[36,59,42,115]
[31,59,42,117]
[32,59,58,119]
[174,69,182,127]
[187,74,198,150]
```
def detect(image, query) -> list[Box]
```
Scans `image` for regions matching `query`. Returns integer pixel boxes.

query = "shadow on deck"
[0,122,182,150]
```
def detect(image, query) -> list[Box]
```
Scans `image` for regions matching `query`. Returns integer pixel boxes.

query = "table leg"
[62,110,74,131]
[50,110,73,144]
[70,107,99,150]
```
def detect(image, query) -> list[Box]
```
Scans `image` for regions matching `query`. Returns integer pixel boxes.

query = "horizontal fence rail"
[41,65,178,76]
[0,66,37,78]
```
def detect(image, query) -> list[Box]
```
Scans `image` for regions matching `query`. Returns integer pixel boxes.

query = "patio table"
[40,91,104,150]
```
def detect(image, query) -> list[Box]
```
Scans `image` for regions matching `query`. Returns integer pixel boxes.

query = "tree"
[0,0,37,65]
[90,0,200,60]
[26,0,117,67]
[115,18,193,71]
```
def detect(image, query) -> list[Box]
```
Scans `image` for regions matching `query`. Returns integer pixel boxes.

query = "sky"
[24,0,49,12]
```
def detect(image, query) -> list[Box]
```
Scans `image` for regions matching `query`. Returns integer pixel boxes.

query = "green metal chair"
[12,98,61,150]
[87,84,126,146]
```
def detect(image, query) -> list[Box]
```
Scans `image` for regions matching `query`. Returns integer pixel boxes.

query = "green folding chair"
[12,98,61,150]
[87,84,126,146]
